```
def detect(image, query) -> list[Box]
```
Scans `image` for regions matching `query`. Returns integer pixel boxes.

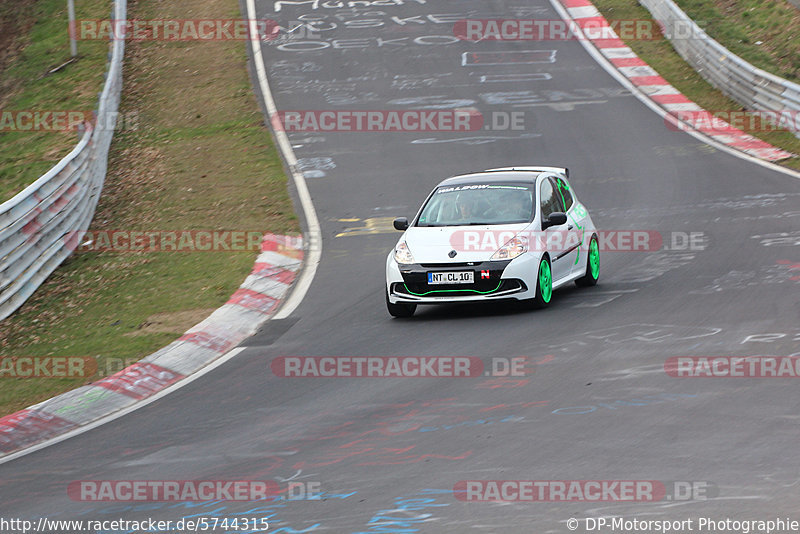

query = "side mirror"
[542,212,567,229]
[393,217,409,231]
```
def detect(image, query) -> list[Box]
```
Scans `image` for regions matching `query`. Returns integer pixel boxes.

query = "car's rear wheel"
[386,288,416,318]
[575,234,599,287]
[525,255,552,309]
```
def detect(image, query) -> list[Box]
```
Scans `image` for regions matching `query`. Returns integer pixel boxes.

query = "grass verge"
[0,0,299,416]
[592,0,800,171]
[0,0,112,203]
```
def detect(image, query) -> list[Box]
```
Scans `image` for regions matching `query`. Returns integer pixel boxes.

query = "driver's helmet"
[456,193,477,218]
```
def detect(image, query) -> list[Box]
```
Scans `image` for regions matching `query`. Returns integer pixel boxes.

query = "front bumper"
[386,255,538,304]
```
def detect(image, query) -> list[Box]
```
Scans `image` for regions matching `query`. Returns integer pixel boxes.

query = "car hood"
[402,223,530,264]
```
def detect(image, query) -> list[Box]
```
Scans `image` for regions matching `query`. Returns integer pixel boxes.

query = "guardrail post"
[68,0,78,57]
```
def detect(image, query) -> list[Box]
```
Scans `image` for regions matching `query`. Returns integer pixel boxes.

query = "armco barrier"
[640,0,800,138]
[0,0,127,322]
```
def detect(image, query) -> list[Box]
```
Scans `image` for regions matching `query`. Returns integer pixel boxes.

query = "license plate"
[427,271,474,284]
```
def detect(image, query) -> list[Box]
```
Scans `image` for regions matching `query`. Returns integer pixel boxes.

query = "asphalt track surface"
[2,0,800,532]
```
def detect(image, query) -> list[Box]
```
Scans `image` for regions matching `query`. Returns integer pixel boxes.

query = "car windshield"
[416,183,534,226]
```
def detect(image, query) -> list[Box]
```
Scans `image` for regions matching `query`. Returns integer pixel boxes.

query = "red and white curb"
[558,0,794,162]
[0,233,303,458]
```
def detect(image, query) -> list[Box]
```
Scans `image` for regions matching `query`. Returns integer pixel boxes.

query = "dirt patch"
[125,308,219,335]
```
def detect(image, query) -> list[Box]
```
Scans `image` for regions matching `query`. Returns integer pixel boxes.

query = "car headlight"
[491,235,528,261]
[394,241,415,264]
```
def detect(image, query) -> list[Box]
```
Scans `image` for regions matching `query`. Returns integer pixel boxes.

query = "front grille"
[394,279,525,297]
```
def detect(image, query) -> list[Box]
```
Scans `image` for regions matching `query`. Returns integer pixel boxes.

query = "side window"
[555,177,574,211]
[539,178,564,219]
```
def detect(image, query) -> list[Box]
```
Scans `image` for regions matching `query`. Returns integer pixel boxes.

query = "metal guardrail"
[640,0,800,138]
[0,0,127,322]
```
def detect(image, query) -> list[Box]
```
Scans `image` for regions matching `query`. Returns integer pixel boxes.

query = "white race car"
[386,167,599,317]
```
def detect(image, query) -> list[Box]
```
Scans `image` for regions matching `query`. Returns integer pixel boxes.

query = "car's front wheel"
[386,288,416,318]
[575,234,599,287]
[524,255,552,309]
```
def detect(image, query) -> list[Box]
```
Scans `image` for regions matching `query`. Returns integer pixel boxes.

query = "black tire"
[523,255,552,309]
[386,289,416,318]
[575,234,599,287]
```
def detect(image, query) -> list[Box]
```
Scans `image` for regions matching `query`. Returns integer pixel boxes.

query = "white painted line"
[601,47,637,59]
[479,73,552,83]
[247,0,322,319]
[462,50,557,66]
[0,348,246,465]
[618,65,659,78]
[662,102,704,111]
[637,85,683,96]
[547,0,800,179]
[567,5,601,18]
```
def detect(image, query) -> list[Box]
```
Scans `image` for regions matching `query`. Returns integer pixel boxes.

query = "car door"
[554,175,588,277]
[539,176,572,283]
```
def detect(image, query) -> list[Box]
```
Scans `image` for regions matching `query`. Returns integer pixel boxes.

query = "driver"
[456,194,478,221]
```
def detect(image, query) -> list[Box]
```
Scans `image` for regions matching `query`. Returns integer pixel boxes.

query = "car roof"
[438,170,547,186]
